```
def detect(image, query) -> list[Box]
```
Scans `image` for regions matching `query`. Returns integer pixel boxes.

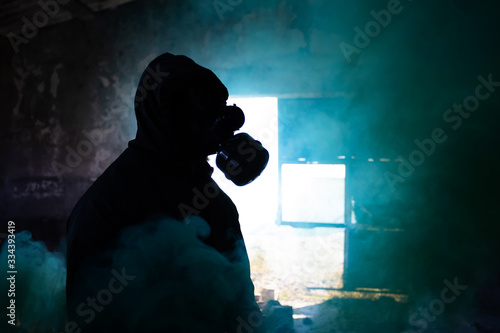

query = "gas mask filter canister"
[214,105,269,186]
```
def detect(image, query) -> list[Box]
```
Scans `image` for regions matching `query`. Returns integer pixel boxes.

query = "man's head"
[172,80,234,157]
[131,53,240,162]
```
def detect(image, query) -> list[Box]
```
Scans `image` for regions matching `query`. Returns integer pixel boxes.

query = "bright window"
[281,163,346,224]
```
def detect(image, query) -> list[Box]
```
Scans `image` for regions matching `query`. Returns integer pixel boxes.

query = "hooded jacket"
[66,53,263,332]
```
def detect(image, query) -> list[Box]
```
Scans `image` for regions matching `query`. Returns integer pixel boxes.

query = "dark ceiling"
[0,0,137,37]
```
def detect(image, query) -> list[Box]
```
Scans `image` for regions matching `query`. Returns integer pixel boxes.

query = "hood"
[128,53,229,162]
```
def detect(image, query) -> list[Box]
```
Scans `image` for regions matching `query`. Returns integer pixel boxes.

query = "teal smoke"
[0,231,67,332]
[1,216,255,332]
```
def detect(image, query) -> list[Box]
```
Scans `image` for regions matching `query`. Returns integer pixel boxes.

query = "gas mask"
[212,104,269,186]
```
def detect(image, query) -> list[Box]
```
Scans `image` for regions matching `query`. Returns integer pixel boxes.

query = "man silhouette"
[66,53,264,332]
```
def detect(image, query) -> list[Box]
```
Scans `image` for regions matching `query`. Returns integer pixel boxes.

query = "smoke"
[1,216,258,332]
[332,0,500,329]
[0,231,67,332]
[71,215,256,333]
